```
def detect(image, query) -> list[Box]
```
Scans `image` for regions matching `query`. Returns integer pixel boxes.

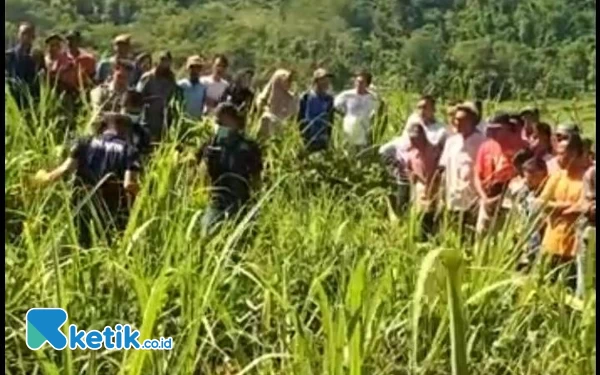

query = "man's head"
[45,34,64,57]
[520,106,540,128]
[135,52,152,72]
[354,70,372,93]
[18,22,36,46]
[113,34,131,57]
[65,30,81,50]
[513,148,535,176]
[121,89,144,116]
[102,111,132,135]
[313,68,332,92]
[215,102,242,130]
[212,54,229,77]
[485,112,512,141]
[235,68,254,88]
[529,122,552,153]
[522,157,548,191]
[416,95,436,123]
[407,121,426,148]
[186,55,203,79]
[112,62,132,87]
[554,123,580,144]
[454,102,479,136]
[156,51,172,72]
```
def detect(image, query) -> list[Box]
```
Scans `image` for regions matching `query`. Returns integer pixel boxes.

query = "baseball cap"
[44,33,64,45]
[555,123,580,136]
[65,30,82,42]
[313,68,333,81]
[455,101,480,119]
[486,112,511,129]
[113,34,131,44]
[186,55,203,69]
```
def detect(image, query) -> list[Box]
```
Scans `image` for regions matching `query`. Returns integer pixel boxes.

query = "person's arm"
[33,157,77,186]
[297,92,308,131]
[124,145,142,196]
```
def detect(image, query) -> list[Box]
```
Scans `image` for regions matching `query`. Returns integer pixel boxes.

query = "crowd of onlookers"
[6,23,595,298]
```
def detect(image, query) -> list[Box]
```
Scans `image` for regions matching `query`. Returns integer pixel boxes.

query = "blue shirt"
[70,132,141,188]
[297,90,334,150]
[5,44,40,102]
[178,78,207,120]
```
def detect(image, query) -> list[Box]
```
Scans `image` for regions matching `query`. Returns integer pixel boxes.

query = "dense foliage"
[5,0,596,99]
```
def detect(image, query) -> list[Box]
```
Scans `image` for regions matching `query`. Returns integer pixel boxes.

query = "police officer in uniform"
[34,112,142,248]
[197,102,263,236]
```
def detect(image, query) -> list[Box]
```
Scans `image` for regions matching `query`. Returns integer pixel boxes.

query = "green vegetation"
[4,87,596,374]
[4,0,596,99]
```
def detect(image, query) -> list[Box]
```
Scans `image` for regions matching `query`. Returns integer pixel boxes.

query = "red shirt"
[68,49,96,84]
[475,137,521,193]
[46,53,79,91]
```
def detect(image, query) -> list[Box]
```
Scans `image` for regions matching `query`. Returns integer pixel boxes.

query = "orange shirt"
[475,138,518,192]
[69,49,96,84]
[539,169,585,258]
[46,53,79,91]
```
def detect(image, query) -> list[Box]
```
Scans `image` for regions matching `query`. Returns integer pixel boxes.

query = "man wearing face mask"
[178,55,207,121]
[136,51,179,142]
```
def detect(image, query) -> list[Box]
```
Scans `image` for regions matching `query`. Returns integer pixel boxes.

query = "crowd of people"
[5,23,596,298]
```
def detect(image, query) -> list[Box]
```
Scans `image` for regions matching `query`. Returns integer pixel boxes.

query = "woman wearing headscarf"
[219,68,255,115]
[255,69,298,139]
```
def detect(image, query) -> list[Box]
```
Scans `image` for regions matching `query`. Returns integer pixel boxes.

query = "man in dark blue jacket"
[5,22,43,108]
[297,69,335,152]
[34,112,142,248]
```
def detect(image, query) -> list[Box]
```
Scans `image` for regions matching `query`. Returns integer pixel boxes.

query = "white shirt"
[334,89,378,146]
[439,131,486,212]
[200,75,229,103]
[403,112,448,146]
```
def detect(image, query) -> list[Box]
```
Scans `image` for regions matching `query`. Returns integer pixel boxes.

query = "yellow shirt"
[540,170,584,258]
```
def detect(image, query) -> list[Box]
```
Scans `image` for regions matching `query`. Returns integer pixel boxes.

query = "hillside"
[5,0,596,99]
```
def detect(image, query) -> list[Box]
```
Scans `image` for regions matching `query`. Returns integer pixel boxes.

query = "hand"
[32,169,51,186]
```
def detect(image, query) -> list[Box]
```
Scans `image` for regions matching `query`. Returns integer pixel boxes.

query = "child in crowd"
[515,157,549,271]
[404,122,441,239]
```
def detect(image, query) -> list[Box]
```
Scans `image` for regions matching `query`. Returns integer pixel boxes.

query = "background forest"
[4,0,596,97]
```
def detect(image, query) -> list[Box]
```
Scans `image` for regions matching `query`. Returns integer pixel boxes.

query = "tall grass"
[4,86,596,374]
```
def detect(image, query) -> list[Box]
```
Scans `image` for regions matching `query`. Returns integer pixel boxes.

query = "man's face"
[315,76,330,92]
[189,65,201,78]
[158,57,171,70]
[455,110,474,135]
[555,140,572,168]
[417,99,435,122]
[354,75,368,91]
[113,68,129,86]
[524,169,546,190]
[18,26,35,45]
[47,40,63,56]
[213,58,227,76]
[114,42,130,56]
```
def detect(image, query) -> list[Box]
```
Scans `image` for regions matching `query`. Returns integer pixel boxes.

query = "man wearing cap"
[44,33,79,94]
[297,68,335,152]
[136,51,179,141]
[438,102,486,238]
[90,61,133,113]
[33,111,141,248]
[5,22,44,108]
[95,34,135,85]
[474,112,525,233]
[178,55,207,121]
[65,30,96,88]
[197,102,263,236]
